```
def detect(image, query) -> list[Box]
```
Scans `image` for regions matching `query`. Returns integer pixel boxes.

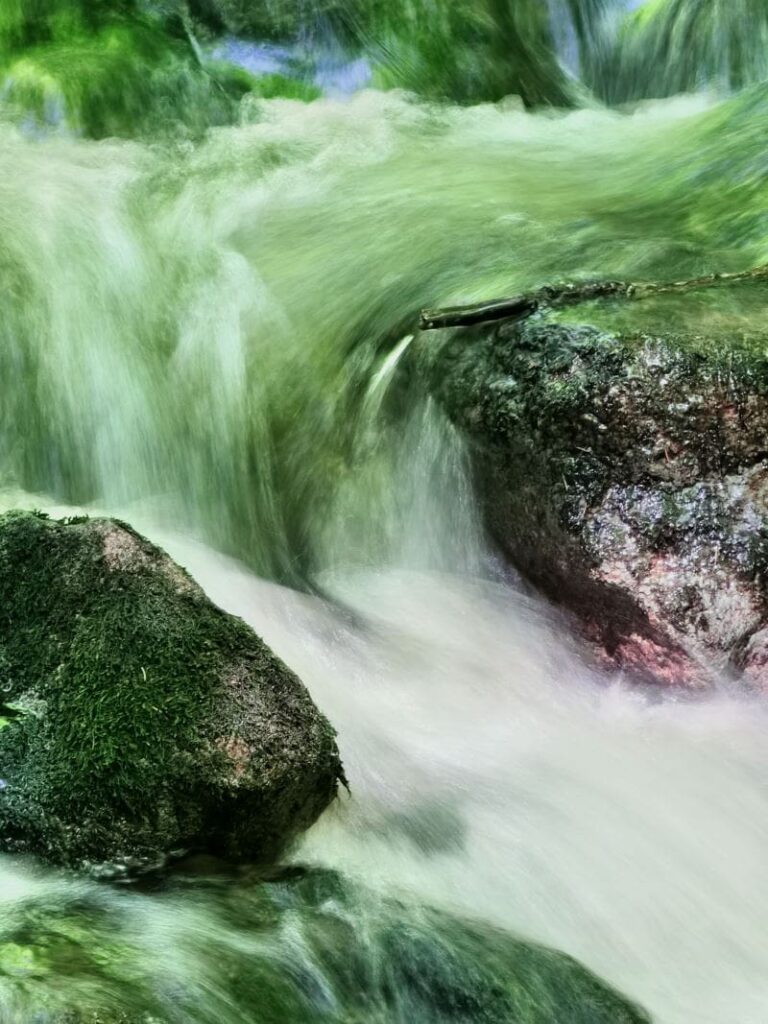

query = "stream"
[1,31,768,1023]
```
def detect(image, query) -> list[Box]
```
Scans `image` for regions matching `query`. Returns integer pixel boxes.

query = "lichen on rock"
[0,510,343,870]
[424,311,768,688]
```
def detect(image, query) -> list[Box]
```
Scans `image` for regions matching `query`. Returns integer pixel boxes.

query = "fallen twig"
[419,262,768,331]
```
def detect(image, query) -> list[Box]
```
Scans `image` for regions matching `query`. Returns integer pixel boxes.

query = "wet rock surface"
[0,511,342,869]
[424,316,768,687]
[0,864,650,1024]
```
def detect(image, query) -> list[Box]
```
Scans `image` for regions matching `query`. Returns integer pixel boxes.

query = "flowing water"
[2,40,768,1023]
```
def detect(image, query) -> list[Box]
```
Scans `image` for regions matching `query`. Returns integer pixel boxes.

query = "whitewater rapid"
[2,490,767,1023]
[2,83,768,1022]
[173,536,768,1024]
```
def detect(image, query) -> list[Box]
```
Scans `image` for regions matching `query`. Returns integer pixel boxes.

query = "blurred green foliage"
[590,0,768,102]
[0,0,251,136]
[4,0,767,134]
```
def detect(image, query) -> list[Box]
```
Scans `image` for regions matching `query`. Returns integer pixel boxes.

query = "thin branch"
[419,262,768,331]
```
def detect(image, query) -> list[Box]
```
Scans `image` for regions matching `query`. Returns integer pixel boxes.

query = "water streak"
[0,54,767,1024]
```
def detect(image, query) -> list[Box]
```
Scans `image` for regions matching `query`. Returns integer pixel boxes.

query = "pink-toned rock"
[427,316,768,688]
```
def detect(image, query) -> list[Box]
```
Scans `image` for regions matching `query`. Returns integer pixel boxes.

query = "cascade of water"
[1,86,760,579]
[0,7,768,1021]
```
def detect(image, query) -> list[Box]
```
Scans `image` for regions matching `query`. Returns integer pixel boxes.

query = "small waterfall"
[0,85,763,580]
[0,5,767,1022]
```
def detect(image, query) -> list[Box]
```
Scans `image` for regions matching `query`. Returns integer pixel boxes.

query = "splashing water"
[3,86,766,577]
[1,30,768,1024]
[2,510,768,1023]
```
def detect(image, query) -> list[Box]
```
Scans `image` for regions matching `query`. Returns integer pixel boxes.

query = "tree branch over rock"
[419,262,768,331]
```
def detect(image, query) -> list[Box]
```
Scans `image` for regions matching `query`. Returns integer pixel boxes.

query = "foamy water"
[1,80,767,1022]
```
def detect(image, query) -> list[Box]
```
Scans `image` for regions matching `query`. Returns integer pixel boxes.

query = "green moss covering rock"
[423,312,768,688]
[0,510,342,869]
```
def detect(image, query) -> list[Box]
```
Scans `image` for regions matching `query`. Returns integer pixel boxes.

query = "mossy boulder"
[0,510,342,869]
[423,313,768,688]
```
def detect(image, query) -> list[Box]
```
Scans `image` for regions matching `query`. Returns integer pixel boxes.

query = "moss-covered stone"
[422,312,768,687]
[0,510,342,869]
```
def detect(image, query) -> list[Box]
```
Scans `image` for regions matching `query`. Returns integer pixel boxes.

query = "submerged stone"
[0,511,342,869]
[0,863,650,1023]
[424,313,768,688]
